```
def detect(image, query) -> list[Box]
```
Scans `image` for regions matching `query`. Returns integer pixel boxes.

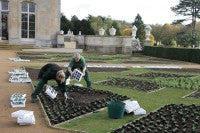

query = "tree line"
[61,0,200,48]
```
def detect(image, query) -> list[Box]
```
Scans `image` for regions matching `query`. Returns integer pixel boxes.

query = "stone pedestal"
[57,34,64,48]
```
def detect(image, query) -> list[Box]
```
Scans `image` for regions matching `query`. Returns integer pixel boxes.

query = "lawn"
[18,51,187,64]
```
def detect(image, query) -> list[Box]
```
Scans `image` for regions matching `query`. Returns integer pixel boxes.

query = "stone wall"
[75,35,140,54]
[8,0,60,47]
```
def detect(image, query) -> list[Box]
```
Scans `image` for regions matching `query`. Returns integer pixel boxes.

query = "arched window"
[21,2,35,39]
[0,1,9,40]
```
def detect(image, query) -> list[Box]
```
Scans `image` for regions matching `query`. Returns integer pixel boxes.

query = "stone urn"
[109,26,116,36]
[60,30,64,35]
[99,28,105,36]
[145,25,152,40]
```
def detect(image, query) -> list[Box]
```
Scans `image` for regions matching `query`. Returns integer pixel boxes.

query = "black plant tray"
[112,104,200,133]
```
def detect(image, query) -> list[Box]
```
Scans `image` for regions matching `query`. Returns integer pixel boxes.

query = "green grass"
[59,84,199,133]
[29,66,200,133]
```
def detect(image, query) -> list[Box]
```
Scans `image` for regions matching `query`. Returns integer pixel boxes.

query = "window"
[21,2,35,39]
[1,1,9,11]
[0,1,9,40]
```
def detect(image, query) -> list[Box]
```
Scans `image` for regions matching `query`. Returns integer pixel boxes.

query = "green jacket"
[68,56,86,70]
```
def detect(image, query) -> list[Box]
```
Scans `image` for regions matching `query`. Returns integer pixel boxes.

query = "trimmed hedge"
[143,46,200,64]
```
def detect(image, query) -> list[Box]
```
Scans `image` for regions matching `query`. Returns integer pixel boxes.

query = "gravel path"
[0,50,76,133]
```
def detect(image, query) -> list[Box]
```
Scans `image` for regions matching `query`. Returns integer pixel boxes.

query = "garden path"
[0,50,76,133]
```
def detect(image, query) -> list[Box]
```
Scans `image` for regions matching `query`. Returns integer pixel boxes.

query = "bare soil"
[26,67,129,81]
[101,78,161,92]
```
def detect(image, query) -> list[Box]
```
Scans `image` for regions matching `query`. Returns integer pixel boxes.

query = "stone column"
[8,0,21,44]
[57,33,64,48]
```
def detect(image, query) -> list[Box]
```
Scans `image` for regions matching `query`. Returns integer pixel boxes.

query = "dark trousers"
[65,69,91,87]
[31,73,66,99]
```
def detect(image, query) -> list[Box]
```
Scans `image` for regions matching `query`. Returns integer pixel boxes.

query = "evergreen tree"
[171,0,200,45]
[132,14,146,41]
[60,13,72,34]
[111,21,121,36]
[71,15,81,35]
[80,19,95,35]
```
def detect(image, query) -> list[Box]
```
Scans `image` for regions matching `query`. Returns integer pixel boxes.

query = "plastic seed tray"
[72,69,83,82]
[8,69,32,83]
[10,93,26,108]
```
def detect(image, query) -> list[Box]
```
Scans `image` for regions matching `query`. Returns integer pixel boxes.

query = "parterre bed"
[112,104,200,133]
[38,86,129,125]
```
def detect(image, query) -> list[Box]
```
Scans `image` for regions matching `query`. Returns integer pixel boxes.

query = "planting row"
[38,85,129,125]
[112,104,200,133]
[132,72,194,78]
[155,76,200,90]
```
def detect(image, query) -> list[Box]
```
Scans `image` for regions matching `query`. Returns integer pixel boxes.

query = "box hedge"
[143,46,200,64]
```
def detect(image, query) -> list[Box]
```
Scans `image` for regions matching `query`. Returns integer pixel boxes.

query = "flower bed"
[150,68,200,73]
[112,104,200,133]
[38,85,129,125]
[100,78,162,92]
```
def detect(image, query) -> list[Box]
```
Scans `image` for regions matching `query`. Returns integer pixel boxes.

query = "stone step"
[0,43,37,50]
[64,42,76,49]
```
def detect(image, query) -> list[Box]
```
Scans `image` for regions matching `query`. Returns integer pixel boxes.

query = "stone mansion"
[0,0,60,47]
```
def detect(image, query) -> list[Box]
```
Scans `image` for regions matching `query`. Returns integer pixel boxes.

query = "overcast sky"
[61,0,180,25]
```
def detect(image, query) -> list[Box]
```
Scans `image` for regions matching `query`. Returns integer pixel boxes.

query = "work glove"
[64,92,68,99]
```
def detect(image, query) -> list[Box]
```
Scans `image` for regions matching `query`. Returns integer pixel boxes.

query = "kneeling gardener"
[66,53,93,89]
[31,63,68,102]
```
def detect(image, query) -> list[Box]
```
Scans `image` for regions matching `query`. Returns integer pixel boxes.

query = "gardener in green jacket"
[31,63,68,103]
[66,53,93,89]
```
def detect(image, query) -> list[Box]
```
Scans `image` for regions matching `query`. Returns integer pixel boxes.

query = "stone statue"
[67,29,71,35]
[145,25,152,40]
[132,25,137,40]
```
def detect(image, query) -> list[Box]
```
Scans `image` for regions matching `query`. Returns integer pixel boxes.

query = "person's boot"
[88,86,93,89]
[31,95,38,103]
[30,98,38,103]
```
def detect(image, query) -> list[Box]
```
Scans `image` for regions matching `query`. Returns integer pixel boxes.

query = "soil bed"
[26,67,129,80]
[150,68,200,73]
[39,85,129,125]
[123,60,187,64]
[88,67,129,72]
[112,104,200,133]
[17,52,45,56]
[100,78,161,92]
[19,55,50,60]
[131,72,194,78]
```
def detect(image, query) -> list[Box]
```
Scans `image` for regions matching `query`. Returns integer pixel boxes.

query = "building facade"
[0,0,60,47]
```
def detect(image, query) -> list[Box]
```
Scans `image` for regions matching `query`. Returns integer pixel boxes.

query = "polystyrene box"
[45,85,57,99]
[11,110,33,118]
